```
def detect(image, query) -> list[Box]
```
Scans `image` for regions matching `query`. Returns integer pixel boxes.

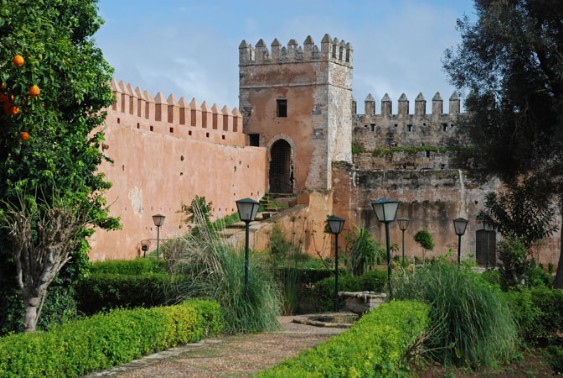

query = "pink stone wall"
[88,81,268,261]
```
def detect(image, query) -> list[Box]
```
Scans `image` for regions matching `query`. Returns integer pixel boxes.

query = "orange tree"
[0,0,118,332]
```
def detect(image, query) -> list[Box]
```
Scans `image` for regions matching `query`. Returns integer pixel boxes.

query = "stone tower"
[239,34,353,194]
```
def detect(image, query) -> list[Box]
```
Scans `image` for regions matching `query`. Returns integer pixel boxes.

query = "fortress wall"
[353,92,459,150]
[353,151,451,171]
[332,162,560,266]
[109,79,246,147]
[89,84,268,261]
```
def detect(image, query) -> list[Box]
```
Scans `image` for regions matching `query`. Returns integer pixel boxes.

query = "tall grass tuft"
[162,203,281,334]
[394,261,518,369]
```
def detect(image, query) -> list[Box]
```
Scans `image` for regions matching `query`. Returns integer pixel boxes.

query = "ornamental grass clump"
[164,202,281,334]
[394,261,518,369]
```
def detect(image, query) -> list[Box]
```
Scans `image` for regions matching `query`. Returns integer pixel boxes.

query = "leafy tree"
[444,0,563,287]
[478,176,558,249]
[414,229,434,262]
[179,195,214,238]
[0,0,118,331]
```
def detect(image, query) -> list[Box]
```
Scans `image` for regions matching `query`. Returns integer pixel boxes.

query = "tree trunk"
[554,196,563,289]
[23,295,43,332]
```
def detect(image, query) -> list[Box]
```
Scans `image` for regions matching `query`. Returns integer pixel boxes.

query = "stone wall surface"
[89,82,268,260]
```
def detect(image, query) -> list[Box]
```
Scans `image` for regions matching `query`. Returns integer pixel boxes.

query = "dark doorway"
[269,139,293,193]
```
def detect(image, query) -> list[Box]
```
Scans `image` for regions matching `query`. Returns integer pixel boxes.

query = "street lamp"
[236,198,260,297]
[140,239,151,258]
[483,220,494,268]
[371,198,399,298]
[326,215,345,312]
[397,217,410,266]
[152,214,165,258]
[453,217,469,267]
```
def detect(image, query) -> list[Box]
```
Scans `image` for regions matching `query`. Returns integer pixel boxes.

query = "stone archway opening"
[269,139,293,194]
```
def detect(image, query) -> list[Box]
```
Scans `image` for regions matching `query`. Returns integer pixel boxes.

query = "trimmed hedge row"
[258,300,429,377]
[0,299,223,378]
[88,258,168,275]
[74,273,189,315]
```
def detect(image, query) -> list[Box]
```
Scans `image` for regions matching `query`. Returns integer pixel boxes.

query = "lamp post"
[236,198,260,297]
[140,239,151,258]
[327,215,345,312]
[152,214,165,258]
[483,221,493,268]
[371,198,399,298]
[453,217,469,267]
[397,217,410,266]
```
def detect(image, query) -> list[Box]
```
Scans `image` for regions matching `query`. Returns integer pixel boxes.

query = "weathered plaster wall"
[89,81,268,261]
[332,162,560,266]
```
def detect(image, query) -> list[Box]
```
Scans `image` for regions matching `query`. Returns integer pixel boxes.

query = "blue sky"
[95,0,476,113]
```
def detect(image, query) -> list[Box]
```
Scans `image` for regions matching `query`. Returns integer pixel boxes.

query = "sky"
[95,0,476,114]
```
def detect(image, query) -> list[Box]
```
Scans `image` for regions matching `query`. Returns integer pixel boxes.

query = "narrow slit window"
[276,99,287,118]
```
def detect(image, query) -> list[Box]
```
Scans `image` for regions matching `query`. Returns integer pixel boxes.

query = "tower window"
[276,99,287,117]
[249,134,260,146]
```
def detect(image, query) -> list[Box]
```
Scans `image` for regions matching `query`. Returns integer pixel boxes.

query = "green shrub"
[74,273,189,315]
[359,269,387,292]
[88,258,168,275]
[394,261,518,368]
[346,227,385,276]
[313,274,361,312]
[546,345,563,375]
[258,300,429,377]
[163,200,282,334]
[0,299,223,377]
[505,286,563,346]
[480,268,502,287]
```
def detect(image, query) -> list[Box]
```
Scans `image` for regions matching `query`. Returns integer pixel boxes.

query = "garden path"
[85,316,345,377]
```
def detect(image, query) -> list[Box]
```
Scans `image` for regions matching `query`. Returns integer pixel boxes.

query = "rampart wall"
[88,80,268,260]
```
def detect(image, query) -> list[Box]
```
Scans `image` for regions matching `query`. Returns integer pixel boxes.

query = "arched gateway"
[269,139,293,194]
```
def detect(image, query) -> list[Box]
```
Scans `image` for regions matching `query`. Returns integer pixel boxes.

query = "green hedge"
[258,300,429,377]
[88,258,168,275]
[74,273,188,315]
[0,299,223,377]
[505,286,563,346]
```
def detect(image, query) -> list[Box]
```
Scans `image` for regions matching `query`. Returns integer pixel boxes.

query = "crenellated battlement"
[353,91,463,152]
[239,34,353,66]
[355,91,461,118]
[107,79,246,147]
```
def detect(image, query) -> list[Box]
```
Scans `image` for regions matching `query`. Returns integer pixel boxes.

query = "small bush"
[480,269,502,287]
[505,286,563,346]
[0,299,223,377]
[359,269,387,292]
[88,258,168,275]
[546,345,563,375]
[258,300,429,377]
[74,273,188,315]
[346,227,385,276]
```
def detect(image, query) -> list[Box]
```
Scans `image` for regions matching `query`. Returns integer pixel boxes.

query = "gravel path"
[85,316,345,378]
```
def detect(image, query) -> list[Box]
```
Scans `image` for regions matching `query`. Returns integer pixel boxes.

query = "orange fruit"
[9,105,19,115]
[29,85,40,97]
[18,131,30,141]
[13,55,24,67]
